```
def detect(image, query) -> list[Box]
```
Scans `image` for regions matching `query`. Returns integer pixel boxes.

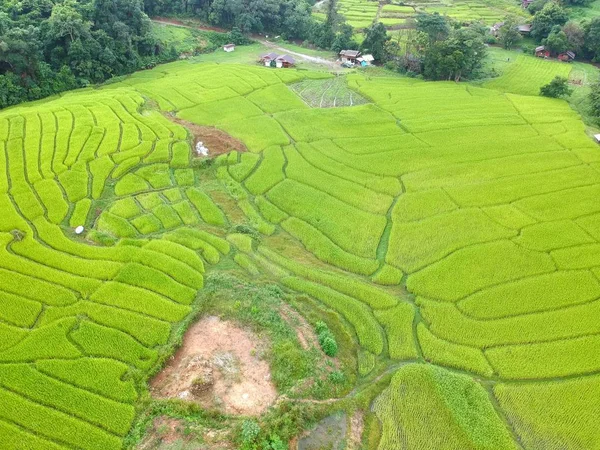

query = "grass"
[482,53,573,96]
[1,49,600,449]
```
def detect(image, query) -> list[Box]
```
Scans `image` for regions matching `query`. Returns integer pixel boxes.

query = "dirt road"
[258,39,340,70]
[151,18,340,70]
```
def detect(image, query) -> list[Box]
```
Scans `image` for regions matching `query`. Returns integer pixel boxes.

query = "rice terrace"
[3,0,600,448]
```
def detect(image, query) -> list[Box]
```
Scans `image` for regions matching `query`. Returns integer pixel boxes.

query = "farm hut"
[535,46,550,58]
[340,50,361,65]
[260,52,279,67]
[357,54,374,66]
[594,134,600,143]
[276,54,296,68]
[517,24,531,35]
[490,22,504,37]
[522,0,534,8]
[558,51,576,62]
[223,44,235,52]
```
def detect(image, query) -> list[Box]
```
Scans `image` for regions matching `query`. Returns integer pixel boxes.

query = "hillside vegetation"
[1,51,600,448]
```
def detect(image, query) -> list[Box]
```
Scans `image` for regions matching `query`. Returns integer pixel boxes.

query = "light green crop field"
[316,0,528,31]
[1,48,600,449]
[482,53,574,96]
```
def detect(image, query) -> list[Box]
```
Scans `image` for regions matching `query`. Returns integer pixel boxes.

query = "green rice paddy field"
[1,48,600,449]
[314,0,528,30]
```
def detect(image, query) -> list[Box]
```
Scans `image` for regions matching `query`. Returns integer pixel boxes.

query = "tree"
[588,81,600,120]
[325,0,339,29]
[361,22,388,61]
[540,76,573,97]
[228,27,249,45]
[584,17,600,60]
[543,26,568,54]
[416,12,450,43]
[531,2,568,40]
[47,0,90,43]
[422,26,486,81]
[498,17,522,49]
[331,23,357,53]
[562,21,584,53]
[527,0,550,15]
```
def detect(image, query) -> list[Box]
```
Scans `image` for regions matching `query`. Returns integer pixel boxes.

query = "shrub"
[540,76,573,98]
[315,321,338,356]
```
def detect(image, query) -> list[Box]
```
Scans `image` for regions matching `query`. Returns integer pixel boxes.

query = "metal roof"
[340,50,361,57]
[276,54,296,64]
[261,52,279,60]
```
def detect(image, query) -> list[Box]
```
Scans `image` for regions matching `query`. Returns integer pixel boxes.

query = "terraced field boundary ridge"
[0,54,599,449]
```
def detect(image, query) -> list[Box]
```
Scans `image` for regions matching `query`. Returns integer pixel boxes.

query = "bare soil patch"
[279,305,318,351]
[151,316,276,416]
[168,115,248,156]
[138,416,233,450]
[348,410,364,449]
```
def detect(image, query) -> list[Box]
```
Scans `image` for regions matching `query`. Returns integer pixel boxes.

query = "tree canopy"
[540,76,573,98]
[0,0,169,108]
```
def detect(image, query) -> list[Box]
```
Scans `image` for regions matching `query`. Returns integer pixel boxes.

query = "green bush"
[315,321,338,356]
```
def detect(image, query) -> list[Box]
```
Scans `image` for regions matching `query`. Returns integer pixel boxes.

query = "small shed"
[223,43,235,52]
[594,134,600,143]
[517,24,531,35]
[490,22,504,37]
[535,46,549,58]
[276,54,296,68]
[260,52,279,66]
[357,54,374,66]
[340,50,361,65]
[522,0,534,7]
[558,51,576,62]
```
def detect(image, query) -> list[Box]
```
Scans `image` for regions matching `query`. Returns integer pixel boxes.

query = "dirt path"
[258,39,340,70]
[152,18,340,70]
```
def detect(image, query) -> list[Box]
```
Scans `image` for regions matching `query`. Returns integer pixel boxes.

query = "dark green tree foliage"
[331,23,358,53]
[584,18,600,60]
[527,0,550,15]
[531,1,568,40]
[588,82,600,121]
[147,0,314,39]
[562,21,584,54]
[543,26,569,54]
[498,17,522,49]
[540,76,573,97]
[0,0,168,108]
[361,22,389,61]
[416,12,450,43]
[315,321,338,357]
[422,26,486,81]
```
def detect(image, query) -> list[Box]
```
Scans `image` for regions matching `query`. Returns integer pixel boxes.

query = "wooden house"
[223,44,235,53]
[490,22,504,37]
[535,46,550,58]
[517,24,531,35]
[276,55,296,68]
[339,50,361,65]
[357,54,374,66]
[260,52,279,66]
[558,51,576,62]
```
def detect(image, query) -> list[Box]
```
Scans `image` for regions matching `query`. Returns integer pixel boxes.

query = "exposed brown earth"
[168,116,248,156]
[150,316,276,416]
[138,416,234,450]
[279,305,319,351]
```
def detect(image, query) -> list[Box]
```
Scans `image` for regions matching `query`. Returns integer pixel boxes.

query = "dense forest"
[0,0,173,108]
[145,0,316,39]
